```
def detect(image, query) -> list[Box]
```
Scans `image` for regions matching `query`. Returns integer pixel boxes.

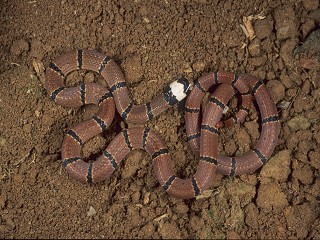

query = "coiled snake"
[44,49,280,199]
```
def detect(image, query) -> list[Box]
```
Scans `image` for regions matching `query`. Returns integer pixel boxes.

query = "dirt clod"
[260,150,291,183]
[256,182,288,211]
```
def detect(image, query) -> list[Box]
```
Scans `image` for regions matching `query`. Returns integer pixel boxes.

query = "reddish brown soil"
[1,0,320,238]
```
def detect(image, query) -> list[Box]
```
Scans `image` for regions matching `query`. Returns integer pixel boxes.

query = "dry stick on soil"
[13,149,32,166]
[10,62,21,67]
[154,213,169,222]
[287,88,301,112]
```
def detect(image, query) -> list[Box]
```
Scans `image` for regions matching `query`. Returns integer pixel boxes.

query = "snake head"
[169,77,192,100]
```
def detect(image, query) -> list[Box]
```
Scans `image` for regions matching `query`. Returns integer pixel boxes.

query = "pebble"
[87,206,97,217]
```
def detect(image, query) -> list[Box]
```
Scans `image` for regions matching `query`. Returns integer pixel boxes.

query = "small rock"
[11,39,29,56]
[260,150,291,183]
[287,115,310,131]
[280,71,293,88]
[87,206,97,217]
[244,121,260,141]
[277,101,291,110]
[82,135,106,159]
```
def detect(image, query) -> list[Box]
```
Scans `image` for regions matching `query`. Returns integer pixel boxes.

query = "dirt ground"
[0,0,320,238]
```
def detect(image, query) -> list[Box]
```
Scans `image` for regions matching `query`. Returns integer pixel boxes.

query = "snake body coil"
[44,49,280,199]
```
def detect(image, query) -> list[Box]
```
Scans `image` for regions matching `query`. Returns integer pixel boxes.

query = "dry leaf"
[241,14,266,41]
[32,59,45,84]
[243,16,255,41]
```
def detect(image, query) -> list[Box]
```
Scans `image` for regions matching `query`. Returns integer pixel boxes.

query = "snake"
[44,49,280,199]
[185,72,281,176]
